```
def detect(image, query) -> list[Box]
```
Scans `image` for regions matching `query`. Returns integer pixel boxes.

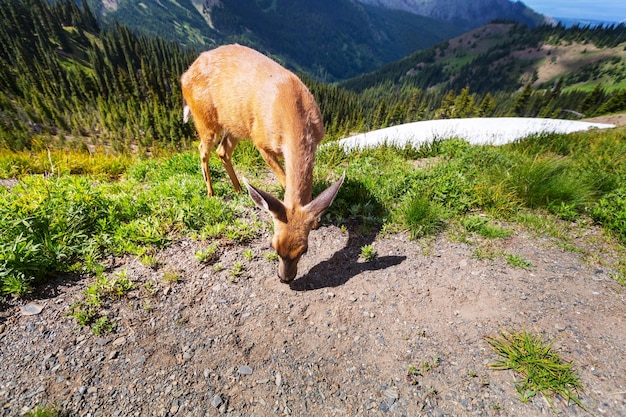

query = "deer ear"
[243,177,287,222]
[304,173,345,220]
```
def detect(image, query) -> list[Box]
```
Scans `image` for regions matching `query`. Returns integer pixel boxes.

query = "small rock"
[170,399,179,414]
[211,394,223,408]
[112,337,126,347]
[238,366,253,375]
[275,372,282,387]
[20,303,43,316]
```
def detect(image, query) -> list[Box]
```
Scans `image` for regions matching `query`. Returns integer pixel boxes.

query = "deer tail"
[183,97,191,123]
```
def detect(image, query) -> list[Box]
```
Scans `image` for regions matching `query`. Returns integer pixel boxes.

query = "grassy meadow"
[1,126,625,297]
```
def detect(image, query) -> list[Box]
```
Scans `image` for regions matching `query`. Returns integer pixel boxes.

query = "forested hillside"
[1,0,626,154]
[85,0,463,80]
[342,22,626,93]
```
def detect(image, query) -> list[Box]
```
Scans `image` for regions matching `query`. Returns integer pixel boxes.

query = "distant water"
[555,17,625,27]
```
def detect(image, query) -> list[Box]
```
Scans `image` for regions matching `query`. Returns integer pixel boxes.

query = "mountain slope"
[83,0,544,80]
[356,0,549,29]
[202,0,461,79]
[341,22,626,94]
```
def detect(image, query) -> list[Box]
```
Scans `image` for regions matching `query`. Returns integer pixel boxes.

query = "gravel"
[1,221,625,416]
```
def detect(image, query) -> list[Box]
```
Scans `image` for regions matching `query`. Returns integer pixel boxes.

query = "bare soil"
[1,215,625,416]
[582,113,626,127]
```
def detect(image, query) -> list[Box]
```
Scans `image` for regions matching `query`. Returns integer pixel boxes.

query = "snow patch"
[336,117,615,152]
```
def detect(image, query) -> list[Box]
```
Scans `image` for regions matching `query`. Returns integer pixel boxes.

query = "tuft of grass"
[462,216,512,239]
[195,241,220,264]
[242,248,254,261]
[24,404,68,417]
[91,315,115,336]
[406,364,421,385]
[485,329,584,410]
[162,268,182,284]
[230,261,245,282]
[360,245,377,262]
[67,302,97,326]
[504,157,595,217]
[264,252,279,262]
[504,253,534,269]
[402,195,445,239]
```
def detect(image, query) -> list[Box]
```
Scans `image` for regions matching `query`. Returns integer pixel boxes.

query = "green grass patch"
[1,127,625,297]
[485,329,584,410]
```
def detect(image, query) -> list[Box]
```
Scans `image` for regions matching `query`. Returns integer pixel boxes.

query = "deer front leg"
[257,148,287,188]
[216,133,242,192]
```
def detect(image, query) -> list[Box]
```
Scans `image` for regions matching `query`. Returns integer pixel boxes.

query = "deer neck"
[283,135,316,208]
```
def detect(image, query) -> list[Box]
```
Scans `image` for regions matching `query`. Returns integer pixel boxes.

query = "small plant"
[195,242,220,264]
[1,275,32,297]
[143,280,159,296]
[406,364,421,385]
[67,302,97,326]
[91,315,115,336]
[463,216,512,238]
[424,354,441,371]
[107,269,135,297]
[25,404,68,417]
[213,263,224,272]
[485,329,584,410]
[139,253,159,268]
[505,253,533,269]
[471,246,499,261]
[264,252,279,262]
[403,195,444,239]
[230,261,245,282]
[242,248,254,261]
[360,245,377,262]
[162,268,181,284]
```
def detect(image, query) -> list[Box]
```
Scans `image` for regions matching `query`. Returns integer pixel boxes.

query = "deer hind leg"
[198,137,217,197]
[216,133,242,192]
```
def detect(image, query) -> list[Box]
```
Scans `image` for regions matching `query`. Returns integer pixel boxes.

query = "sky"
[521,0,626,23]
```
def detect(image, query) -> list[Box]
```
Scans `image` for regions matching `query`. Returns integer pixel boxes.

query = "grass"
[1,127,625,296]
[24,405,68,417]
[485,329,585,411]
[195,241,220,264]
[504,253,534,269]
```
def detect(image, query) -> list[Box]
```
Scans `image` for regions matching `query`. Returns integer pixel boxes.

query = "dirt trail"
[1,219,625,416]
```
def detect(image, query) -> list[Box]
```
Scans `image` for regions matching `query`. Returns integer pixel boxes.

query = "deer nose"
[278,263,298,283]
[278,270,296,283]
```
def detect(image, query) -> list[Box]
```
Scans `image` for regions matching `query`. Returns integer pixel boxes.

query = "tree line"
[0,0,625,153]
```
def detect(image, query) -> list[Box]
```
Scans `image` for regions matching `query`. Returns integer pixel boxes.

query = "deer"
[180,44,345,283]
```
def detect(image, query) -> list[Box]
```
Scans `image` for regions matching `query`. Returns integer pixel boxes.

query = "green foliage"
[504,254,534,269]
[195,242,220,264]
[402,195,445,240]
[0,151,262,296]
[591,186,626,244]
[503,155,595,216]
[462,216,512,239]
[360,245,377,262]
[24,404,68,417]
[486,329,584,409]
[91,315,116,336]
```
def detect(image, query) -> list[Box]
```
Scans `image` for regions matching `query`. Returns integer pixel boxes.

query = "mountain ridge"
[84,0,547,80]
[355,0,549,29]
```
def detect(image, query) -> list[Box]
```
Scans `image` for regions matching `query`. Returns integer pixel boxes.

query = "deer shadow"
[289,177,406,291]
